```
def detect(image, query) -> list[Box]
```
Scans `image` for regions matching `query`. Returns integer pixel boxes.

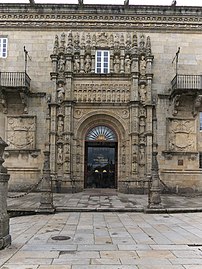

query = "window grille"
[86,125,116,141]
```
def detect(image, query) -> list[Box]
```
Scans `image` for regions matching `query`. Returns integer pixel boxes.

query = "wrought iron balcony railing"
[0,72,31,90]
[171,74,202,93]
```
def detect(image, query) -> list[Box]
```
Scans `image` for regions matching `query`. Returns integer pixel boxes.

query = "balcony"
[0,72,31,114]
[171,74,202,96]
[0,72,31,91]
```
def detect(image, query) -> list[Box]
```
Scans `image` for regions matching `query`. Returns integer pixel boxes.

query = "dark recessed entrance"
[84,126,117,189]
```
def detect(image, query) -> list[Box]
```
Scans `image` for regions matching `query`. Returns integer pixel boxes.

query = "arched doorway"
[84,125,117,189]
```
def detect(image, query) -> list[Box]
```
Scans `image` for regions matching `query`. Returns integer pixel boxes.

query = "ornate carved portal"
[48,31,154,193]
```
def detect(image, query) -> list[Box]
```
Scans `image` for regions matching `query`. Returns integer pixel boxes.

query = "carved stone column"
[0,137,11,250]
[148,151,163,209]
[38,150,55,213]
[130,103,139,180]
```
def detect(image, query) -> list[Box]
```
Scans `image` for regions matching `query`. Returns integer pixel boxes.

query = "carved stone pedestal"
[37,151,55,213]
[0,137,11,250]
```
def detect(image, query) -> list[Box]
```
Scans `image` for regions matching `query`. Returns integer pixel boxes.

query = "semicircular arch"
[75,113,126,143]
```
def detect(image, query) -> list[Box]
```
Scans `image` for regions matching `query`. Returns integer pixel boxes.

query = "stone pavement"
[1,212,202,268]
[7,189,202,214]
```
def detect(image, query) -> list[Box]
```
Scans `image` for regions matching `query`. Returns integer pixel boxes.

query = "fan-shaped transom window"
[86,125,117,141]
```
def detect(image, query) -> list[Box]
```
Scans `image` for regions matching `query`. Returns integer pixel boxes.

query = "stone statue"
[84,55,91,73]
[125,55,131,73]
[139,84,147,104]
[58,55,65,72]
[57,84,65,103]
[74,55,80,73]
[114,55,120,73]
[140,55,146,76]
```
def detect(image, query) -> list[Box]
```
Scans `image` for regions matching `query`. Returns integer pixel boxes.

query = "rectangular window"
[199,153,202,168]
[0,37,8,58]
[95,50,110,74]
[200,112,202,131]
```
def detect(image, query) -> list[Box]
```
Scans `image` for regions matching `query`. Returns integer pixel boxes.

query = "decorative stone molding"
[162,150,198,161]
[1,5,202,32]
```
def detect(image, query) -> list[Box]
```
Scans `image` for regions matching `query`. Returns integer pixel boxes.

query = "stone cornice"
[0,4,202,31]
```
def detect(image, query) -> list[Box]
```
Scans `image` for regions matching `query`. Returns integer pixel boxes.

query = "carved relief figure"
[57,144,63,164]
[57,116,64,135]
[139,117,145,134]
[139,145,145,165]
[114,55,120,73]
[84,55,91,73]
[107,89,111,102]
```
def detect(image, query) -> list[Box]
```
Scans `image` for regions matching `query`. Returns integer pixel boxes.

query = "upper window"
[0,38,8,58]
[95,50,110,74]
[200,112,202,131]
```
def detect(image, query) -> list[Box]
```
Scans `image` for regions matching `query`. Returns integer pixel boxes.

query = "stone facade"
[0,3,202,193]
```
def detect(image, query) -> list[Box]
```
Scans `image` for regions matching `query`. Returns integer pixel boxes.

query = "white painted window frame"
[95,50,110,74]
